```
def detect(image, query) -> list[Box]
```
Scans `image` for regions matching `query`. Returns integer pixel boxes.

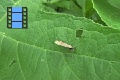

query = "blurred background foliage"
[40,0,107,26]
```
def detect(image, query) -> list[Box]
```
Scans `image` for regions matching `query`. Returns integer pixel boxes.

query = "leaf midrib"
[1,34,119,64]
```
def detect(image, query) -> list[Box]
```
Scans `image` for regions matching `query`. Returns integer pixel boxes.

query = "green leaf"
[0,0,15,19]
[42,0,82,17]
[107,0,120,9]
[76,28,83,38]
[0,0,120,80]
[74,0,106,25]
[92,0,120,29]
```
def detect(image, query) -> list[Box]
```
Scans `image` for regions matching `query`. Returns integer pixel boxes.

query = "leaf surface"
[0,0,120,80]
[92,0,120,29]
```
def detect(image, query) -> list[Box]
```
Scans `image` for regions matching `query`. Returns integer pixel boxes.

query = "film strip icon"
[7,7,28,28]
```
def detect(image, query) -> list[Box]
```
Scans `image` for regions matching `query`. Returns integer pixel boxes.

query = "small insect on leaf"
[54,40,74,51]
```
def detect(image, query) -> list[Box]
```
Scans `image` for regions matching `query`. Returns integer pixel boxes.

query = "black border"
[7,7,12,28]
[22,7,28,28]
